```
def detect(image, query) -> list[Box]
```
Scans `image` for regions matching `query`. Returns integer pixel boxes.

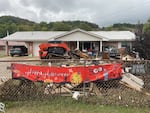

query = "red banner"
[11,63,122,84]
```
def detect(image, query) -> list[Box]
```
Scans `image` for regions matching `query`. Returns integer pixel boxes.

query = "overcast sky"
[0,0,150,27]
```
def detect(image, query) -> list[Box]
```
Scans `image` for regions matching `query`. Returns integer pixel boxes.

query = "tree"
[39,22,48,31]
[51,22,71,31]
[17,25,33,31]
[0,16,101,38]
[32,24,41,31]
[134,20,150,59]
[78,23,92,31]
[143,18,150,33]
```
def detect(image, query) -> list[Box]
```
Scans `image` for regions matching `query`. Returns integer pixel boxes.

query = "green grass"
[0,54,6,58]
[0,50,6,58]
[3,97,150,113]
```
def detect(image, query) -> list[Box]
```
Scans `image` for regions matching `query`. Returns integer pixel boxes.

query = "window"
[121,42,129,48]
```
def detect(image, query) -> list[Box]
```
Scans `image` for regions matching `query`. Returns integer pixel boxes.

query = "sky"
[0,0,150,27]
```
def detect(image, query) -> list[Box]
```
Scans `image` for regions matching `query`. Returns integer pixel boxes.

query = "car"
[103,46,120,58]
[10,46,28,57]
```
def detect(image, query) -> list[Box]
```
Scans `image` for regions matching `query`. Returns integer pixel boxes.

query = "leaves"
[134,19,150,60]
[0,16,100,38]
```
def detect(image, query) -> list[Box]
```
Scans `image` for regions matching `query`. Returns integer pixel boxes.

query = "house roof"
[0,40,25,46]
[90,31,136,41]
[53,29,108,41]
[1,31,65,41]
[1,29,136,42]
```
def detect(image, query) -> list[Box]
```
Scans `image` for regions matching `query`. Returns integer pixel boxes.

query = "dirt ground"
[0,79,150,107]
[0,53,150,107]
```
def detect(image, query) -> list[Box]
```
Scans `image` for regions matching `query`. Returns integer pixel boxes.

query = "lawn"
[0,50,6,58]
[3,97,150,113]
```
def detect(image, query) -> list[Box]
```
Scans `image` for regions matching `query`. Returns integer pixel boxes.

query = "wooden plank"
[120,81,150,96]
[92,83,102,96]
[120,73,150,96]
[61,86,73,95]
[0,77,10,85]
[121,73,144,91]
[125,73,144,86]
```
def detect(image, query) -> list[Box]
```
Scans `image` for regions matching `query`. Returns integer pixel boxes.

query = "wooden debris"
[121,73,143,91]
[61,86,73,95]
[92,83,102,96]
[120,73,150,96]
[122,55,135,61]
[102,52,109,59]
[74,50,90,59]
[0,77,11,85]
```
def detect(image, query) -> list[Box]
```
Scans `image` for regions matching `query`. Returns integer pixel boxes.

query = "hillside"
[0,16,100,38]
[0,16,35,25]
[0,16,139,38]
[102,23,138,31]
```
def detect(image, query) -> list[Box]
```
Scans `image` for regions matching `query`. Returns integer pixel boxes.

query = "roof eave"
[52,28,109,41]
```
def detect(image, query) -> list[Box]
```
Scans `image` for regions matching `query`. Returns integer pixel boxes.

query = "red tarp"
[11,63,122,84]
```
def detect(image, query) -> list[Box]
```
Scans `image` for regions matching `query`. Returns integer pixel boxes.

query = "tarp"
[11,63,122,84]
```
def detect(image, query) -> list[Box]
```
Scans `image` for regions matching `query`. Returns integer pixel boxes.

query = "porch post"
[27,42,33,56]
[82,42,84,50]
[100,41,102,52]
[5,41,9,55]
[90,42,92,49]
[130,42,132,51]
[77,41,79,49]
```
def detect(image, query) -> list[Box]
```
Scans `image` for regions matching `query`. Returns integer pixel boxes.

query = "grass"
[0,50,6,58]
[3,97,150,113]
[0,54,6,58]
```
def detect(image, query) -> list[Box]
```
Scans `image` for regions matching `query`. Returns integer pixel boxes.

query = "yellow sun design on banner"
[70,72,82,84]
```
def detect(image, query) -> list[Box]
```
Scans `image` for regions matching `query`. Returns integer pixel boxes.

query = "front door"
[79,41,91,51]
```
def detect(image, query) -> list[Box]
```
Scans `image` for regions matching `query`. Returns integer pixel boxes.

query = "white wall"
[118,42,122,48]
[33,42,45,56]
[56,32,102,41]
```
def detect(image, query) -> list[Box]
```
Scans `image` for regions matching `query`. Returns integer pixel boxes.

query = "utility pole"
[5,30,9,56]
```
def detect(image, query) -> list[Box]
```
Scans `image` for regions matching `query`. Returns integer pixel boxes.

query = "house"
[1,28,136,56]
[0,40,5,50]
[0,40,26,55]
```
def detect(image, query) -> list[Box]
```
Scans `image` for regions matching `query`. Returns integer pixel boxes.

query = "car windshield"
[13,48,21,50]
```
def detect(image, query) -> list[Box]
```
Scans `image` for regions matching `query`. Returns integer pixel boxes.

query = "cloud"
[0,0,12,13]
[0,0,150,26]
[19,0,77,13]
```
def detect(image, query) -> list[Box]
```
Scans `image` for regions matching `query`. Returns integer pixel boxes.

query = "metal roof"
[1,31,65,41]
[90,31,136,41]
[1,29,136,42]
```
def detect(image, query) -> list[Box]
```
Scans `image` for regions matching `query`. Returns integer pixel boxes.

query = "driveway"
[0,56,41,84]
[0,55,40,60]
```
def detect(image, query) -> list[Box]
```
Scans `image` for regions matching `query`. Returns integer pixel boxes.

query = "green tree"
[40,22,48,31]
[51,22,71,31]
[143,18,150,33]
[0,24,8,37]
[78,23,92,31]
[0,15,101,38]
[134,19,150,59]
[18,25,33,31]
[32,24,41,31]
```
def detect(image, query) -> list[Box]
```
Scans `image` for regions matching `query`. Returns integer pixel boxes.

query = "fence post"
[83,59,86,97]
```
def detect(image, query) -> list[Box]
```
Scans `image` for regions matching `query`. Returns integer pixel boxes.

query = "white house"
[1,28,136,56]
